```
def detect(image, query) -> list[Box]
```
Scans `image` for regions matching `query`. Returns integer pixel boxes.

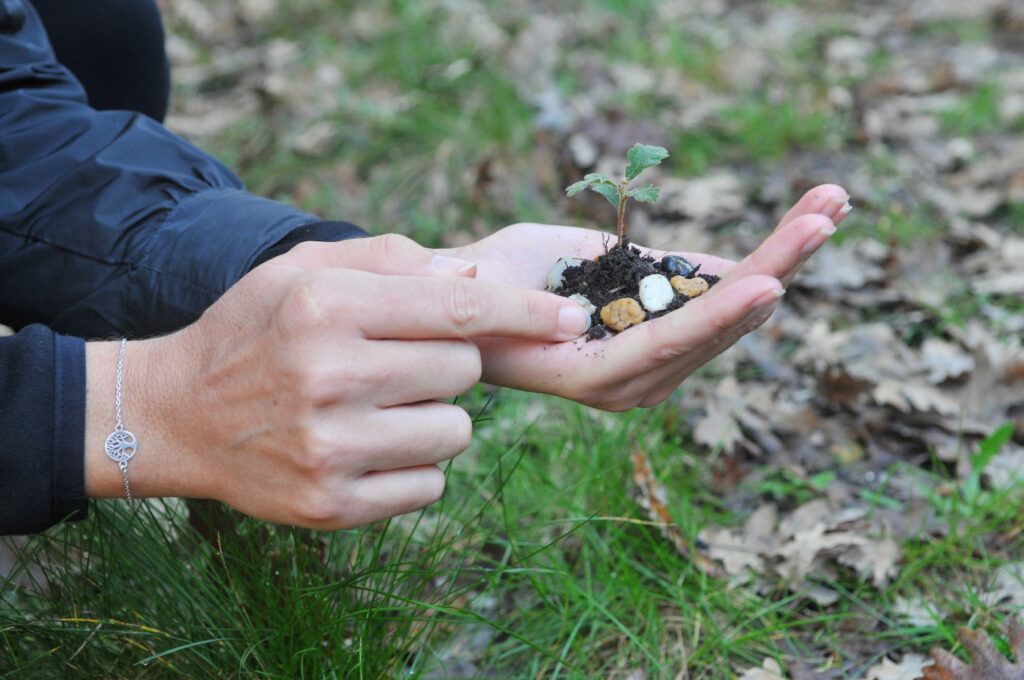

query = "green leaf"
[964,422,1015,504]
[626,184,661,203]
[624,144,669,181]
[565,173,615,197]
[809,470,837,491]
[592,182,621,208]
[565,180,591,197]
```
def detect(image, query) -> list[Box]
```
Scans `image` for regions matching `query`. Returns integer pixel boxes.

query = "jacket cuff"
[53,331,88,526]
[249,220,370,270]
[0,325,87,535]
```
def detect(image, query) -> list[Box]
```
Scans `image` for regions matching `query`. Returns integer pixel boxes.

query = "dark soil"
[550,238,719,339]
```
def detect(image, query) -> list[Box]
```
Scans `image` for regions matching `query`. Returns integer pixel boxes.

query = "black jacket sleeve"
[0,1,368,534]
[0,2,368,339]
[0,325,86,535]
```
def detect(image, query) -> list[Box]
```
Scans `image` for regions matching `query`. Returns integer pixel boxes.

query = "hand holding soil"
[443,183,852,411]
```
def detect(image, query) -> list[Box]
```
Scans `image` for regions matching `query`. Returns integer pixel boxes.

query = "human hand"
[441,184,852,411]
[85,235,592,529]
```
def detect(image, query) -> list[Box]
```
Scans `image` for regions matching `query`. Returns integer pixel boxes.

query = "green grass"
[5,391,1021,678]
[941,81,1005,137]
[1004,202,1024,233]
[915,18,993,45]
[6,1,1024,677]
[0,395,730,678]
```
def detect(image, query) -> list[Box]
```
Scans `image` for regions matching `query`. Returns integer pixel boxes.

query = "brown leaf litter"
[924,617,1024,680]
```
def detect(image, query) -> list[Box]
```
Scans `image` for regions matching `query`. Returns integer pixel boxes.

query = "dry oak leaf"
[737,657,788,680]
[923,617,1024,680]
[863,654,932,680]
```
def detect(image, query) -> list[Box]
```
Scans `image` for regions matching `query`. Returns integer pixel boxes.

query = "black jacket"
[0,1,367,533]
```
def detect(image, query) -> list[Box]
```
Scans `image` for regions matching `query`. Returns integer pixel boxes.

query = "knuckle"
[370,233,418,262]
[652,343,687,364]
[277,274,330,334]
[291,488,337,526]
[281,357,332,403]
[295,427,336,472]
[442,279,483,333]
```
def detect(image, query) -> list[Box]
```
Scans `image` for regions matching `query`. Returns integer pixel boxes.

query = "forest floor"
[4,1,1024,678]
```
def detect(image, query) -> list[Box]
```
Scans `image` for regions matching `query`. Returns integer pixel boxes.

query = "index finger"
[319,270,592,342]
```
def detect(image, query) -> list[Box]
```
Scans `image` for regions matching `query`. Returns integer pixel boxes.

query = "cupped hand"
[441,184,852,411]
[91,235,592,529]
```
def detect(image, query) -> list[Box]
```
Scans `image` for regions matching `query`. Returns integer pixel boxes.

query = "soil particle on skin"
[550,238,719,339]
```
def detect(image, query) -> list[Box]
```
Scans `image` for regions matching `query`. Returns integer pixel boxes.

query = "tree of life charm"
[105,428,137,466]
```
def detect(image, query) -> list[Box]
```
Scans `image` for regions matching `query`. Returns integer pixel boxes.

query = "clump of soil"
[550,238,720,339]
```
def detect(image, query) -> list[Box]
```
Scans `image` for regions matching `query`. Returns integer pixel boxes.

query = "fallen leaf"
[699,500,903,596]
[738,657,789,680]
[862,654,931,680]
[979,563,1024,610]
[923,617,1024,680]
[631,448,721,576]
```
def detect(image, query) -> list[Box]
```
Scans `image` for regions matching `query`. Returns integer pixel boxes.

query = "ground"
[3,1,1024,678]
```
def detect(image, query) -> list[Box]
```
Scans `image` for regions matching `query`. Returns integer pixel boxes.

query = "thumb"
[273,234,477,278]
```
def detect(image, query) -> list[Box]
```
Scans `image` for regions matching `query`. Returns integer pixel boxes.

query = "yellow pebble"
[600,298,646,332]
[670,276,709,297]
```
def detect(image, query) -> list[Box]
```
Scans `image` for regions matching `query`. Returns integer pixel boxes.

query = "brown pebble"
[600,298,646,332]
[671,276,710,297]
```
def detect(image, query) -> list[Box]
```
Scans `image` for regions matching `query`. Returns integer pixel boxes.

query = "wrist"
[84,333,201,501]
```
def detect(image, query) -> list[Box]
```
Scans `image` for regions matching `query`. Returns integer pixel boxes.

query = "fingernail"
[837,201,853,216]
[431,255,477,276]
[753,288,785,307]
[825,193,851,219]
[800,223,837,255]
[559,304,591,337]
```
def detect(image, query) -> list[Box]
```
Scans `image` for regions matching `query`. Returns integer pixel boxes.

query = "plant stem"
[616,181,629,246]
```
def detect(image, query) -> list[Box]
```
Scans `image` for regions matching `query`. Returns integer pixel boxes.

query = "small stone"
[671,275,710,297]
[600,298,646,332]
[661,254,698,277]
[546,257,583,290]
[568,293,596,315]
[638,274,674,312]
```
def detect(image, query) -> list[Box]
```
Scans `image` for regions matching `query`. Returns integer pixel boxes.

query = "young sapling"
[565,143,669,246]
[550,143,719,338]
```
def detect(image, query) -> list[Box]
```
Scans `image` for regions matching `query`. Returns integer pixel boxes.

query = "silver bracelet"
[104,338,138,508]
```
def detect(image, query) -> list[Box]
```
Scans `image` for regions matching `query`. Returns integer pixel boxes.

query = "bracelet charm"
[104,338,137,507]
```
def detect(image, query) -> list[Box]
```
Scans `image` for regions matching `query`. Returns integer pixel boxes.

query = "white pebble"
[568,293,596,315]
[638,274,674,312]
[546,257,583,290]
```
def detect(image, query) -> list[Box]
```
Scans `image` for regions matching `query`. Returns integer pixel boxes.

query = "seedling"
[565,143,668,246]
[552,142,717,338]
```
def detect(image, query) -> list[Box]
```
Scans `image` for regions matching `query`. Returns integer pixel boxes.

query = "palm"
[445,184,851,410]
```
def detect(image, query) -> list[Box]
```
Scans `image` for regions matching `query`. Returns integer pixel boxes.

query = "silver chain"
[104,338,137,508]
